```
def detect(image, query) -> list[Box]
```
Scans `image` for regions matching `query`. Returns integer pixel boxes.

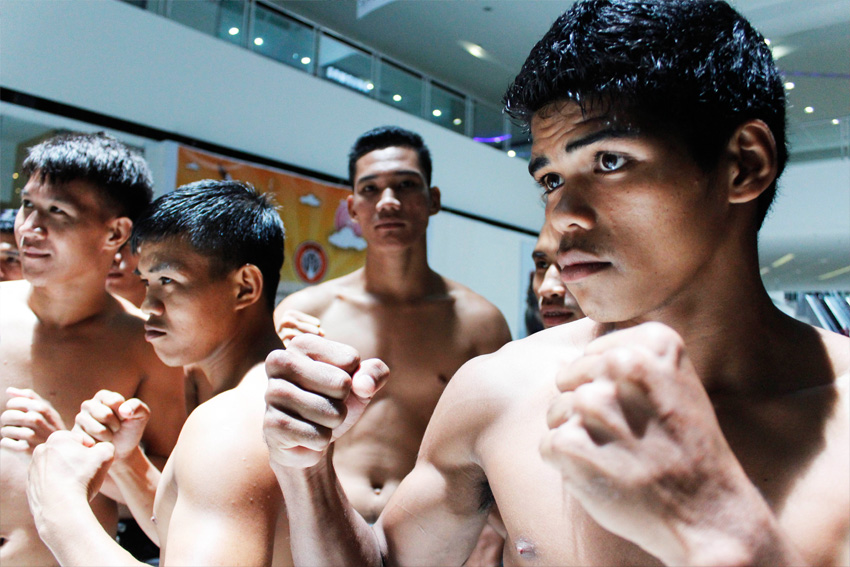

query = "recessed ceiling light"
[507,150,516,157]
[12,172,19,180]
[771,253,795,268]
[832,118,840,125]
[770,45,793,59]
[453,118,462,125]
[301,56,311,65]
[459,40,487,60]
[784,81,795,90]
[432,109,442,117]
[764,38,771,46]
[366,83,374,91]
[254,37,264,46]
[392,94,402,102]
[228,27,239,35]
[759,266,770,275]
[818,265,850,281]
[804,106,814,114]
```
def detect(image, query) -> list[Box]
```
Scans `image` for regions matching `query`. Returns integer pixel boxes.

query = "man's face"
[106,243,144,297]
[15,175,117,286]
[529,102,727,323]
[137,238,237,368]
[348,146,439,249]
[0,232,22,281]
[532,226,583,329]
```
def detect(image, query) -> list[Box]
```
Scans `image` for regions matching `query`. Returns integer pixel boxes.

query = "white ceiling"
[272,0,850,291]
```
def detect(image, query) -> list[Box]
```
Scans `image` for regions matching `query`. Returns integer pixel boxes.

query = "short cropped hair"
[348,126,433,187]
[503,0,787,228]
[0,209,16,234]
[131,180,285,311]
[22,132,153,221]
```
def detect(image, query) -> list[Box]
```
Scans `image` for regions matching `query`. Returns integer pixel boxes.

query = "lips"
[557,250,610,283]
[144,324,167,341]
[374,220,406,229]
[20,246,50,259]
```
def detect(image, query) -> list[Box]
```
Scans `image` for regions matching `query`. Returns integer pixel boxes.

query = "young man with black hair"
[0,132,186,566]
[27,180,298,565]
[0,209,23,282]
[532,223,584,330]
[262,1,848,566]
[273,126,511,531]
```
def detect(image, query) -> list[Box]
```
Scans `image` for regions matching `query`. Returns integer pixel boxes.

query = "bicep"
[380,460,489,567]
[161,470,281,565]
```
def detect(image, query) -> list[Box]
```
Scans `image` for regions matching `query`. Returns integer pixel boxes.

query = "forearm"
[680,485,805,567]
[35,492,145,567]
[106,446,161,545]
[274,454,383,567]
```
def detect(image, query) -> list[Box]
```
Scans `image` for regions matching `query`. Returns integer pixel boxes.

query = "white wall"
[0,0,543,231]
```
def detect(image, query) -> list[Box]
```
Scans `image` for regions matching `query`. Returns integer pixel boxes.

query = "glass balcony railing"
[118,0,517,156]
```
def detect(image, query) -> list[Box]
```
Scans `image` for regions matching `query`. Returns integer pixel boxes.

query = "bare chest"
[0,320,144,423]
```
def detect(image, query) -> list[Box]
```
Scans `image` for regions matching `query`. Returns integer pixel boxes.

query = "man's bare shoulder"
[437,319,597,421]
[0,279,34,320]
[171,365,276,493]
[440,276,512,348]
[274,270,363,319]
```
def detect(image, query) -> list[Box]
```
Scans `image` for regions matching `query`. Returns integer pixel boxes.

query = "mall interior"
[1,0,848,337]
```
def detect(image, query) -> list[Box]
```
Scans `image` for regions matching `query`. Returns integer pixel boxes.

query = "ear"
[725,120,778,204]
[232,264,264,311]
[346,194,359,223]
[104,217,133,253]
[428,186,442,216]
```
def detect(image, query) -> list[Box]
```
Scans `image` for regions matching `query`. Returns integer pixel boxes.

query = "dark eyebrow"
[355,170,425,185]
[529,126,641,177]
[139,260,187,275]
[20,189,76,207]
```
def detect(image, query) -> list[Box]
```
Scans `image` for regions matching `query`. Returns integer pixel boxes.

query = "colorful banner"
[175,146,366,296]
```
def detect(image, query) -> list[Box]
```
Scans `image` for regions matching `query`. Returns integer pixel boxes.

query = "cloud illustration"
[328,226,367,251]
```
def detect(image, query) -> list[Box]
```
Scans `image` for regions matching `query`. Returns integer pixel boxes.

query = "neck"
[608,243,808,397]
[195,308,282,395]
[362,238,436,301]
[27,278,116,327]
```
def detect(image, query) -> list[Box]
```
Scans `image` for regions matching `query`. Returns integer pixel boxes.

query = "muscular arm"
[265,338,494,566]
[161,394,282,565]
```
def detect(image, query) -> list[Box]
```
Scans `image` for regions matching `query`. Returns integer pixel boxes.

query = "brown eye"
[596,152,627,172]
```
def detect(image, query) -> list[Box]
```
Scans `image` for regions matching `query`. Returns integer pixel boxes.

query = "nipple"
[515,537,536,559]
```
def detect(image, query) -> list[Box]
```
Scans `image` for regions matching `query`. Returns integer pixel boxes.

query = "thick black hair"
[348,126,433,187]
[503,0,787,228]
[0,209,16,234]
[22,132,153,222]
[131,180,285,311]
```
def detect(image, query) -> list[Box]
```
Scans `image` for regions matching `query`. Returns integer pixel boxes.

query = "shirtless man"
[531,223,583,329]
[261,1,849,565]
[0,132,186,566]
[273,125,511,523]
[0,209,23,282]
[27,180,295,565]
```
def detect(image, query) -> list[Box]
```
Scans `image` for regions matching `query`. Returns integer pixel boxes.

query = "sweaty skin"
[0,177,185,566]
[274,146,511,523]
[263,104,850,566]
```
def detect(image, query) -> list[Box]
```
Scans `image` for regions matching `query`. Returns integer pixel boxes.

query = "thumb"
[87,442,116,502]
[350,358,390,402]
[117,398,151,424]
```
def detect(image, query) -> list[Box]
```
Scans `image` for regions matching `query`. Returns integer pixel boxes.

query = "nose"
[547,184,595,236]
[17,209,46,238]
[539,264,566,299]
[140,292,164,317]
[376,188,401,213]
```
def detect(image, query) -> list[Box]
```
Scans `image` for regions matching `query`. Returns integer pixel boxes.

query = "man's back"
[0,279,185,566]
[276,267,510,520]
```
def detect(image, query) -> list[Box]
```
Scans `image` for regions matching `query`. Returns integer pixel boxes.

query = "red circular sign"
[294,241,328,283]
